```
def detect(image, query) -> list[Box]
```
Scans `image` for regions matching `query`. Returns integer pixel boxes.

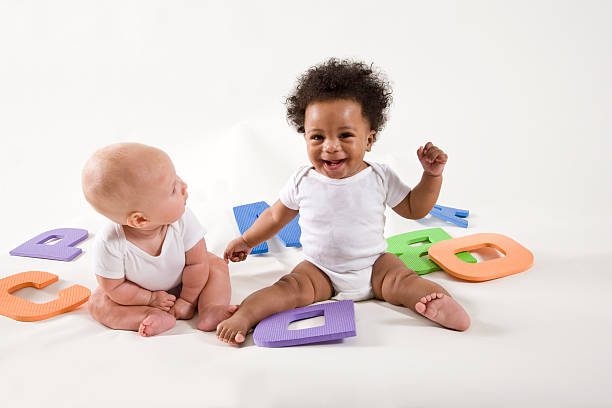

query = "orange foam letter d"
[428,233,534,282]
[0,271,91,321]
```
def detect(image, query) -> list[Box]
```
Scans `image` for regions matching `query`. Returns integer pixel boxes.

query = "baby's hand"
[223,236,252,263]
[417,142,448,177]
[148,290,176,312]
[170,298,196,320]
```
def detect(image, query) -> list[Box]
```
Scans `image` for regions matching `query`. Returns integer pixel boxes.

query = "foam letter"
[253,300,356,347]
[428,233,534,281]
[429,204,469,228]
[233,202,301,254]
[0,271,91,322]
[386,228,476,275]
[275,215,302,247]
[10,228,88,261]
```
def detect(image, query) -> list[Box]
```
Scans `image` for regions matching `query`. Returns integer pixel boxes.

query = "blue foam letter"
[233,201,302,254]
[429,204,469,228]
[276,214,302,247]
[233,202,270,254]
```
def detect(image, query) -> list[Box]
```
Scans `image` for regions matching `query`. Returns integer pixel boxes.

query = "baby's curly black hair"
[286,58,392,135]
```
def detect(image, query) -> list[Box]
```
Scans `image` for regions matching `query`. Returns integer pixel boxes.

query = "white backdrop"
[1,2,611,407]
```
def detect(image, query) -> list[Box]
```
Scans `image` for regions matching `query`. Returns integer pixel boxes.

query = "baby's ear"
[366,131,377,151]
[126,212,148,228]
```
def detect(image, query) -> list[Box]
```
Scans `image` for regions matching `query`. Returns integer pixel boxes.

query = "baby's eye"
[310,134,324,141]
[339,132,353,139]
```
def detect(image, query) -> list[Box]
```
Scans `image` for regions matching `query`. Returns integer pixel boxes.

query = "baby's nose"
[323,139,340,152]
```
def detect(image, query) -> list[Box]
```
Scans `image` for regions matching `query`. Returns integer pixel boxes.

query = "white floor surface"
[1,2,610,407]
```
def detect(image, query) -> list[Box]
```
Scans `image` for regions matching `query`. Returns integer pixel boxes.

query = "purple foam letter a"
[9,228,88,261]
[253,300,356,347]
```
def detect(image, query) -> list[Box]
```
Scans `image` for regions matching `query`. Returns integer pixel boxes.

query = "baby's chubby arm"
[171,239,209,319]
[393,142,448,219]
[96,275,176,311]
[224,200,299,262]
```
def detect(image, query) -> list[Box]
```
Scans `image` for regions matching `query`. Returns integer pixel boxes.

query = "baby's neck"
[122,225,167,239]
[122,224,166,242]
[122,224,168,257]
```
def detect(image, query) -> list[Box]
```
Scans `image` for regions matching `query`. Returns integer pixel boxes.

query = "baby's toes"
[217,326,227,339]
[225,331,238,344]
[224,330,235,343]
[221,328,234,343]
[235,331,246,344]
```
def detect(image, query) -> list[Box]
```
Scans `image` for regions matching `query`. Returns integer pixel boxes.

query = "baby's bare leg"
[195,252,237,331]
[88,288,176,337]
[371,253,470,331]
[216,260,333,345]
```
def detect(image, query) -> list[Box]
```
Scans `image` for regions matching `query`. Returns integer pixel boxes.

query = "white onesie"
[91,207,206,291]
[279,162,411,301]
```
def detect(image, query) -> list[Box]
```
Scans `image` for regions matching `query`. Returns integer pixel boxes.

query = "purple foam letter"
[9,228,88,261]
[253,300,356,347]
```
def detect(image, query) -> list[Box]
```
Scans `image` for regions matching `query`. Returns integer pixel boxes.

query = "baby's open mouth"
[323,159,345,170]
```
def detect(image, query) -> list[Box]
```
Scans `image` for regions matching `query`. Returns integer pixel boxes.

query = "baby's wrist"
[423,171,443,178]
[241,234,254,248]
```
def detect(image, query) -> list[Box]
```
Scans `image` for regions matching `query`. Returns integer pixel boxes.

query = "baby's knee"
[88,289,117,325]
[275,274,314,306]
[87,288,105,317]
[388,268,448,300]
[208,252,229,274]
[380,267,420,297]
[383,265,413,284]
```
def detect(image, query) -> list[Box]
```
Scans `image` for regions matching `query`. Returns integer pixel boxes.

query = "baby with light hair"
[83,143,236,336]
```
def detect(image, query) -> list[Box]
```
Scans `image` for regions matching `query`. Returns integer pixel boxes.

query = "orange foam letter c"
[0,271,91,322]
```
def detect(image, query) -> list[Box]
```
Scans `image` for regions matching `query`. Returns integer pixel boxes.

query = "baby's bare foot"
[138,310,176,337]
[197,304,239,332]
[216,313,251,345]
[414,293,470,331]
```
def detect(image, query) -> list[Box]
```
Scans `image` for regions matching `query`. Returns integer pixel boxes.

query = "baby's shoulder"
[293,164,313,177]
[170,207,206,248]
[287,165,314,186]
[92,222,126,257]
[171,207,200,232]
[367,161,392,172]
[97,222,123,242]
[367,161,395,180]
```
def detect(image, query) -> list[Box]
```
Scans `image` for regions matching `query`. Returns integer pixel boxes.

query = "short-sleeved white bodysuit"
[92,207,205,291]
[279,162,411,301]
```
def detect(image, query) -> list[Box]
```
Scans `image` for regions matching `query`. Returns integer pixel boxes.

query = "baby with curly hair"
[217,59,470,344]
